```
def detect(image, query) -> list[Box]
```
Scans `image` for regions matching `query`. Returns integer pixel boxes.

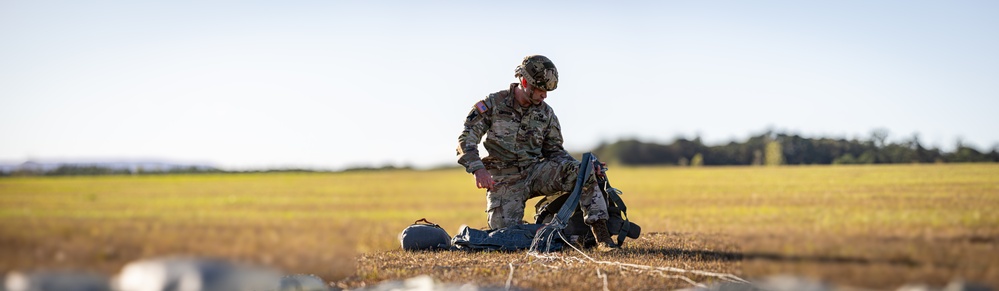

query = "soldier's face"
[527,86,547,105]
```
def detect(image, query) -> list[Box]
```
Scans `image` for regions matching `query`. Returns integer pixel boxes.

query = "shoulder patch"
[475,100,489,114]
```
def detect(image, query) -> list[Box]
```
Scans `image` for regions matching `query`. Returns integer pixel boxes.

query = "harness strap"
[605,185,632,246]
[551,153,595,229]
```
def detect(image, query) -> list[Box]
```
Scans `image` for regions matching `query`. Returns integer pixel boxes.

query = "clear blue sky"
[2,1,997,170]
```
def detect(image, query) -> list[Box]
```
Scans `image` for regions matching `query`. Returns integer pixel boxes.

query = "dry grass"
[1,164,998,289]
[341,232,743,291]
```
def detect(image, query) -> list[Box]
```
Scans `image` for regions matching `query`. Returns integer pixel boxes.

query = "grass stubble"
[0,164,997,289]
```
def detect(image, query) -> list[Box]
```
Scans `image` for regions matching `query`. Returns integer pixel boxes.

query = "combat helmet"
[515,55,558,91]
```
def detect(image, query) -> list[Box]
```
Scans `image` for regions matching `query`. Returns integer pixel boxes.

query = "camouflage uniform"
[457,83,609,229]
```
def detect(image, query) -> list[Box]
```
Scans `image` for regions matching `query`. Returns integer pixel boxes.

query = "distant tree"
[857,151,876,164]
[691,153,703,167]
[765,140,784,166]
[833,153,857,165]
[871,128,890,149]
[881,143,917,163]
[907,133,941,163]
[944,143,986,163]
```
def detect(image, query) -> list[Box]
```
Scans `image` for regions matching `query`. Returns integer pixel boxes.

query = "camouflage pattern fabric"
[515,55,558,91]
[457,83,609,229]
[457,83,572,174]
[486,159,609,229]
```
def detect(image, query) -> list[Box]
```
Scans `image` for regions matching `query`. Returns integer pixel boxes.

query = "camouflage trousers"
[485,158,609,229]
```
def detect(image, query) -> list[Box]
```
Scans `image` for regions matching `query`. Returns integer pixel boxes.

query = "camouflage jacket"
[457,83,574,173]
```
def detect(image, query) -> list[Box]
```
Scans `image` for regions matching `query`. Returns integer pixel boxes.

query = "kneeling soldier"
[456,55,618,250]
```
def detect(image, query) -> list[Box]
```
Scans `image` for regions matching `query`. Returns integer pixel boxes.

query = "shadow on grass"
[628,247,919,267]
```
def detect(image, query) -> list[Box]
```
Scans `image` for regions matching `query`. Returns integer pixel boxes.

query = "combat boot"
[589,220,620,252]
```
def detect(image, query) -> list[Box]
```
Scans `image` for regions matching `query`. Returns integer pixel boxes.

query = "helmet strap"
[514,78,532,108]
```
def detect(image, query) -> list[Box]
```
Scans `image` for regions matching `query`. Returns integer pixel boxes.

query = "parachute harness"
[521,153,749,288]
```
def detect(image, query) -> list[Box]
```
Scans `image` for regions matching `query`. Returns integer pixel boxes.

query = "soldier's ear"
[520,77,528,88]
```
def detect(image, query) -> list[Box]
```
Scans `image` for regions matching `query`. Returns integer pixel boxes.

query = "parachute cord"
[596,268,608,291]
[505,261,516,291]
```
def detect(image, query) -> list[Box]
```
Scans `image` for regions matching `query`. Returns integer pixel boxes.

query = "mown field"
[1,164,997,289]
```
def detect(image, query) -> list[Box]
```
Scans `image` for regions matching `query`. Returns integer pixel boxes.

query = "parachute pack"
[402,153,641,252]
[399,218,452,251]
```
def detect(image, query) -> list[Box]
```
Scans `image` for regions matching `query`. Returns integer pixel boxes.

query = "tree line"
[4,129,996,177]
[0,163,413,177]
[2,165,227,177]
[591,129,999,166]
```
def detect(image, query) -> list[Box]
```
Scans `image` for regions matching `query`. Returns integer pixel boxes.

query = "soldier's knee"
[487,206,504,229]
[505,217,522,228]
[487,205,526,229]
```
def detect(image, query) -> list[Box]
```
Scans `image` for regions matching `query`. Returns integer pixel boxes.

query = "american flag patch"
[475,101,489,114]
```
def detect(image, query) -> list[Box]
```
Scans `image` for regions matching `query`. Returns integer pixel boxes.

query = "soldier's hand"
[473,168,496,190]
[594,161,607,178]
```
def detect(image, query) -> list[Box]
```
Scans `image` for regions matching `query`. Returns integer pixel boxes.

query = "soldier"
[456,55,618,250]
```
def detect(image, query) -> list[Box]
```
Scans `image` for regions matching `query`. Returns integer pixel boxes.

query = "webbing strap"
[550,153,594,229]
[606,187,631,246]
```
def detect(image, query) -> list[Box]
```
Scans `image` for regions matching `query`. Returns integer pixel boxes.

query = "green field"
[1,164,998,289]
